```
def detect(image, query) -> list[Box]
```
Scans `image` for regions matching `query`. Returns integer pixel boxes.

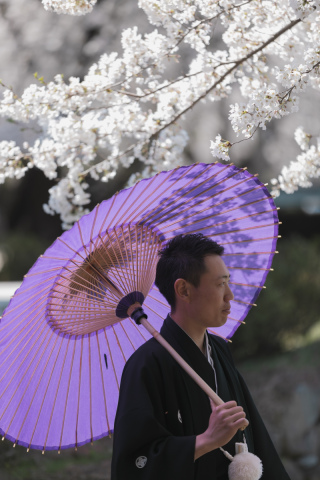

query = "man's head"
[155,233,224,311]
[155,234,233,329]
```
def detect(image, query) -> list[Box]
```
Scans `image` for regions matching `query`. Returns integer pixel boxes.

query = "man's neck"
[170,311,206,354]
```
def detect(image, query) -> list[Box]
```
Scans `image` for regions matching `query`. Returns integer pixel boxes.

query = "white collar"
[203,331,215,369]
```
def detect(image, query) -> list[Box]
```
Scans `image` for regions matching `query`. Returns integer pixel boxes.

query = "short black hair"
[155,233,224,311]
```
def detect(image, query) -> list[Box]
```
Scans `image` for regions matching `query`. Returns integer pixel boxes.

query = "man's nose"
[226,284,234,301]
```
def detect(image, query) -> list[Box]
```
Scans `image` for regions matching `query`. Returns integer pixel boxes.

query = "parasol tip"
[27,448,30,453]
[13,443,16,448]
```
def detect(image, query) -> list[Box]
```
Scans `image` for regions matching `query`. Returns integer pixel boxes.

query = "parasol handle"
[129,306,248,430]
[140,316,224,406]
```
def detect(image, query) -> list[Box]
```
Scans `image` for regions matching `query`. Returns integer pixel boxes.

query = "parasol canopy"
[0,162,279,452]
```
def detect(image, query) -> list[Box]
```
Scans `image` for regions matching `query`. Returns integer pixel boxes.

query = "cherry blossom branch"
[84,17,303,175]
[1,0,319,227]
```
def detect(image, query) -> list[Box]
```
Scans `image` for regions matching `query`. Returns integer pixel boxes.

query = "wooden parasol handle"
[140,317,225,406]
[128,306,249,430]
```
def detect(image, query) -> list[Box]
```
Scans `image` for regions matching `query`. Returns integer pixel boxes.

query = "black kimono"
[111,315,290,480]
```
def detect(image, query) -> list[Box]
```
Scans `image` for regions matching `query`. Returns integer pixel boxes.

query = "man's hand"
[194,400,247,460]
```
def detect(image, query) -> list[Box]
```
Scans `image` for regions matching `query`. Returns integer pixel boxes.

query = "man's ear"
[174,278,191,304]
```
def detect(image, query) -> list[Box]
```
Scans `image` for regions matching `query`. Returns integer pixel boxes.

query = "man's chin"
[208,317,228,328]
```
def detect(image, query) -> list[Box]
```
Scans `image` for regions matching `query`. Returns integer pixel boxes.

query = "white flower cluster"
[210,136,232,162]
[0,140,29,183]
[42,0,97,15]
[289,0,320,19]
[1,0,320,226]
[271,127,320,196]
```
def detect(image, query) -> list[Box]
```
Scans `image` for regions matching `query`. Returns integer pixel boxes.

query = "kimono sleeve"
[111,348,196,480]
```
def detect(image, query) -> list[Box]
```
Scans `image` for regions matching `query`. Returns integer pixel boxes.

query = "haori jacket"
[111,315,290,480]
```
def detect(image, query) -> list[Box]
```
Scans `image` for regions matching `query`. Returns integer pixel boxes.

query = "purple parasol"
[0,162,279,452]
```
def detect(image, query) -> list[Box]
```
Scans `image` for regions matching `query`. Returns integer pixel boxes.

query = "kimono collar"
[160,315,218,393]
[161,315,254,451]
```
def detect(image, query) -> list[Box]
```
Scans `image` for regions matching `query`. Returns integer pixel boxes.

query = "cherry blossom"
[271,127,320,196]
[42,0,97,16]
[0,0,320,227]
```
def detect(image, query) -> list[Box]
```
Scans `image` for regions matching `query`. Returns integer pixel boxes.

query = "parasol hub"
[129,305,148,325]
[127,302,143,317]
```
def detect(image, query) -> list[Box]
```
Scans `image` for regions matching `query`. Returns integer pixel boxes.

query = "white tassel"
[220,443,263,480]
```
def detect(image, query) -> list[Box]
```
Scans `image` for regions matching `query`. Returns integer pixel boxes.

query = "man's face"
[187,254,234,329]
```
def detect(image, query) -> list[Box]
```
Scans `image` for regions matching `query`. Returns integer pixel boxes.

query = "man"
[111,234,290,479]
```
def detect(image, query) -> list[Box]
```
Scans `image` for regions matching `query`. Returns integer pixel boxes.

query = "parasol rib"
[88,203,100,255]
[112,325,127,362]
[75,336,84,450]
[17,333,63,447]
[104,330,120,391]
[58,338,77,452]
[96,331,111,434]
[119,320,137,352]
[0,299,47,360]
[0,321,49,395]
[43,333,70,453]
[89,335,93,444]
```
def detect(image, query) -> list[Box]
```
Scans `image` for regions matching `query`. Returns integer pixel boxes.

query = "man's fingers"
[209,398,249,430]
[228,411,246,424]
[218,406,244,420]
[218,400,237,410]
[240,418,249,430]
[210,400,239,412]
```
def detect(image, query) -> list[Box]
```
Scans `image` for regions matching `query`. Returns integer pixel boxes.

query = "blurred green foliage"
[0,232,50,281]
[231,235,320,361]
[0,436,113,480]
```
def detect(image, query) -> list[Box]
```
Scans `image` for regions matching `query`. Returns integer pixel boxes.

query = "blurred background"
[0,1,320,479]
